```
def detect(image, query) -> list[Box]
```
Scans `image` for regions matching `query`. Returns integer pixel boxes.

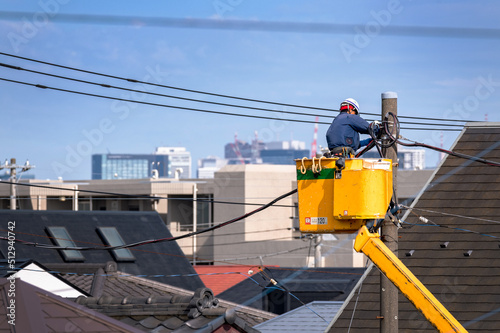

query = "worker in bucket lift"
[325,98,379,157]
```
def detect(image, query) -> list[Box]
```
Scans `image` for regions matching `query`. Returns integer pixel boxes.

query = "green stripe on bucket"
[296,168,336,180]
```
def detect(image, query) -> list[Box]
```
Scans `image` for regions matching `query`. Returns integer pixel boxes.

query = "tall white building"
[154,147,192,178]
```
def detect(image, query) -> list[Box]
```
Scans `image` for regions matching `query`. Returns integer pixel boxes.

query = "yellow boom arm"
[354,226,467,333]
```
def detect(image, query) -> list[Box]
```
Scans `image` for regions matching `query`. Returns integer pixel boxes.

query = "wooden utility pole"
[0,158,34,210]
[380,92,398,333]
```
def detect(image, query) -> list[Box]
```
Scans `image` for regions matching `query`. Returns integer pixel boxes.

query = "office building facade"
[92,147,191,180]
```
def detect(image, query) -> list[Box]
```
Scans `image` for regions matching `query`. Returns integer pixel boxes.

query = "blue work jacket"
[326,112,371,150]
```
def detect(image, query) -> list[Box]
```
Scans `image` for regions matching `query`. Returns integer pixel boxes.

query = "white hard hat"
[340,98,360,114]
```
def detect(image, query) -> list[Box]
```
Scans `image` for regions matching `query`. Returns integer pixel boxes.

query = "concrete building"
[0,165,432,268]
[92,146,191,180]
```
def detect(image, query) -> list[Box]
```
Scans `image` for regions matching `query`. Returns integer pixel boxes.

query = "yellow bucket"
[296,157,393,233]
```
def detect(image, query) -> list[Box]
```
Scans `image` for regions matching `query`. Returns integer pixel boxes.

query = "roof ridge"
[114,270,277,320]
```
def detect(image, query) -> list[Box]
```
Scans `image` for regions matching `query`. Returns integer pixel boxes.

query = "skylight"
[46,227,85,262]
[97,227,135,262]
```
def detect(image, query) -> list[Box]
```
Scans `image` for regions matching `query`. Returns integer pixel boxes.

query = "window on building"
[46,227,85,262]
[96,227,135,262]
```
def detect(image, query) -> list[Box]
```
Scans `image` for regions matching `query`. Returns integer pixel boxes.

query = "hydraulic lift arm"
[354,226,468,333]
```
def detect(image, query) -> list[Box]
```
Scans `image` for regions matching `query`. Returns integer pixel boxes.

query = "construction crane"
[295,125,467,332]
[231,132,246,165]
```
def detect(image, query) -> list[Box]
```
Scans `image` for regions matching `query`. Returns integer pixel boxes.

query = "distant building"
[92,147,191,180]
[154,147,192,178]
[223,134,309,166]
[197,156,228,179]
[260,140,309,165]
[363,145,425,170]
[224,133,264,165]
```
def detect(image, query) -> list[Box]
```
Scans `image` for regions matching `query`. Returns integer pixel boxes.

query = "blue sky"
[1,0,499,180]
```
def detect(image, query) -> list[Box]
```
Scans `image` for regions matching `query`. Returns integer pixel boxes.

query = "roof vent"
[440,242,449,248]
[464,250,473,257]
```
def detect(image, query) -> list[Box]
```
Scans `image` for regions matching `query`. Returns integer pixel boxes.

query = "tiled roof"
[193,265,275,296]
[254,301,343,333]
[328,122,500,332]
[0,278,142,333]
[0,211,205,292]
[57,261,275,328]
[76,287,261,333]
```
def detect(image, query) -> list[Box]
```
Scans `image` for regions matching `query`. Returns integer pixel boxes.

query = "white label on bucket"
[305,217,328,225]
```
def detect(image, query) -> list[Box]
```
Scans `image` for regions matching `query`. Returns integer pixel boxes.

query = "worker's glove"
[371,121,382,139]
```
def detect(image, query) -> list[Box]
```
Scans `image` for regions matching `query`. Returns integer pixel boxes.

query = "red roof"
[194,265,276,296]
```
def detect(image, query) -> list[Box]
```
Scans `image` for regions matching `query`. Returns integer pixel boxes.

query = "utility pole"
[380,92,398,333]
[0,158,34,210]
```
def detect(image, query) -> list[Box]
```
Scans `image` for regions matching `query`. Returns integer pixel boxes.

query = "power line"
[384,115,500,167]
[0,76,329,125]
[211,246,310,262]
[4,57,466,128]
[0,51,339,113]
[400,206,500,240]
[0,180,296,208]
[0,188,298,251]
[177,236,301,248]
[0,61,334,120]
[402,205,500,225]
[0,76,465,131]
[400,220,500,241]
[0,52,476,124]
[177,227,291,239]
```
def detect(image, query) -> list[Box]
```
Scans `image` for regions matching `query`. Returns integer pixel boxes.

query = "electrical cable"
[0,52,477,124]
[0,52,340,113]
[0,62,333,120]
[381,112,500,167]
[0,188,297,251]
[0,180,295,208]
[402,205,500,225]
[256,267,330,324]
[4,264,261,281]
[0,76,463,131]
[400,206,500,240]
[1,60,471,128]
[399,219,500,240]
[207,245,311,262]
[2,60,468,129]
[348,260,370,333]
[0,76,328,125]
